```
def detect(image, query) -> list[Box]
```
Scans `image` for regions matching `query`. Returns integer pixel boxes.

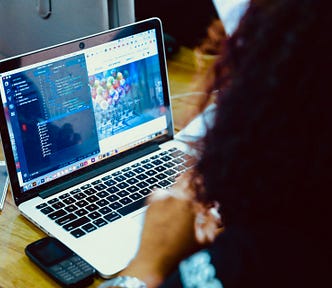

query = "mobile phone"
[25,237,96,287]
[0,161,9,211]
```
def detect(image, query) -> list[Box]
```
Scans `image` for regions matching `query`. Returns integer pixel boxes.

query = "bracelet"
[98,276,147,288]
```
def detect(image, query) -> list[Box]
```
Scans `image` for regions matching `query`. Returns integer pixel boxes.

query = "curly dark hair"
[194,0,332,235]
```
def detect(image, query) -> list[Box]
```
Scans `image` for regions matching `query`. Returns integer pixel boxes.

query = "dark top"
[160,224,329,288]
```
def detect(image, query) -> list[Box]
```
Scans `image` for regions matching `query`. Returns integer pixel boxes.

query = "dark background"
[135,0,218,51]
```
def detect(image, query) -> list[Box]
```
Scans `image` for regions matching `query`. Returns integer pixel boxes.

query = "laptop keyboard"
[35,147,196,238]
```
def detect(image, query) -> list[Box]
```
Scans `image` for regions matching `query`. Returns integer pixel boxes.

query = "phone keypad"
[50,255,95,284]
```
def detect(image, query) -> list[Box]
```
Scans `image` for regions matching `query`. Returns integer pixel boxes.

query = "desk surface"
[0,47,216,288]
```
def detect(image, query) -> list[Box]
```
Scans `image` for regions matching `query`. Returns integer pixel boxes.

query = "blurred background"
[0,0,222,60]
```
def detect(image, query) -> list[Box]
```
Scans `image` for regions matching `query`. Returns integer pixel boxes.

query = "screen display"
[31,238,72,267]
[0,21,170,196]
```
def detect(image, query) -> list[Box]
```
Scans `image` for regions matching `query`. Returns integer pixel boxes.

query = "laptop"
[0,18,194,278]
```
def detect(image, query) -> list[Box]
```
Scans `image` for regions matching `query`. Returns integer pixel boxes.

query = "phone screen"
[28,237,73,267]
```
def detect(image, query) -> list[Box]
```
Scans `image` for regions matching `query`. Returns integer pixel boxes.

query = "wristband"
[98,276,147,288]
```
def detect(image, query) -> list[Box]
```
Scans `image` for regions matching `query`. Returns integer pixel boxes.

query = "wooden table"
[0,47,215,288]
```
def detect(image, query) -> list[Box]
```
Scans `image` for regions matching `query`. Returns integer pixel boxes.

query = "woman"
[101,0,331,287]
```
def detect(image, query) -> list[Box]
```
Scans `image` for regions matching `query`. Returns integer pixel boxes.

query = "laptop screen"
[0,19,172,199]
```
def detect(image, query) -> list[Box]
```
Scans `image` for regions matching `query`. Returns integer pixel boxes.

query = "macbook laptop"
[0,18,195,277]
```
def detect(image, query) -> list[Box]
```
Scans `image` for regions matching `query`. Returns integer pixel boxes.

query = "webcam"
[79,42,85,49]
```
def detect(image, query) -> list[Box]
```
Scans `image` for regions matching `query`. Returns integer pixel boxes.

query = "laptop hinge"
[39,143,160,199]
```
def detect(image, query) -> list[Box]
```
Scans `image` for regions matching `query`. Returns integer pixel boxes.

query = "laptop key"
[119,197,133,205]
[149,184,162,190]
[48,198,59,204]
[88,211,101,220]
[91,179,102,185]
[81,184,92,190]
[146,177,158,185]
[126,186,139,193]
[127,178,139,185]
[86,204,99,212]
[70,228,86,238]
[117,190,129,198]
[164,161,175,168]
[76,200,89,208]
[36,203,48,209]
[173,158,184,164]
[155,173,167,180]
[174,165,186,172]
[104,211,121,222]
[122,167,131,172]
[59,193,70,199]
[124,171,136,178]
[70,188,81,195]
[99,206,112,215]
[145,169,157,176]
[96,191,109,198]
[104,179,117,186]
[161,155,172,162]
[158,179,172,187]
[136,174,148,180]
[63,197,76,205]
[107,186,120,194]
[136,181,149,189]
[170,149,184,157]
[86,195,99,203]
[109,202,122,210]
[74,192,86,200]
[164,169,177,176]
[94,183,107,191]
[114,175,126,182]
[151,159,163,166]
[93,218,108,227]
[155,166,166,172]
[111,171,122,177]
[139,188,152,196]
[48,209,67,220]
[129,193,143,201]
[56,213,78,226]
[52,201,65,210]
[96,199,109,207]
[63,216,90,231]
[82,223,97,233]
[117,182,129,189]
[101,175,112,181]
[142,163,153,169]
[107,195,120,202]
[65,204,78,213]
[117,197,147,216]
[133,167,145,174]
[75,208,88,217]
[84,188,97,195]
[40,206,55,215]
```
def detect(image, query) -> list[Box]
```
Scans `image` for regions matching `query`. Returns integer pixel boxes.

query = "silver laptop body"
[0,18,193,277]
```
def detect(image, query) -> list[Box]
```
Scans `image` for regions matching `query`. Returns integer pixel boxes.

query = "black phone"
[25,237,96,287]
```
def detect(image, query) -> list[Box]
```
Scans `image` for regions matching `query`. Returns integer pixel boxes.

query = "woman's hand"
[118,172,221,287]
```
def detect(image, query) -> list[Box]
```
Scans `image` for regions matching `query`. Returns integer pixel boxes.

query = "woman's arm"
[100,173,220,288]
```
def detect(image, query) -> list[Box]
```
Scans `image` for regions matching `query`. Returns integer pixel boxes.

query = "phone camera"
[79,42,85,49]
